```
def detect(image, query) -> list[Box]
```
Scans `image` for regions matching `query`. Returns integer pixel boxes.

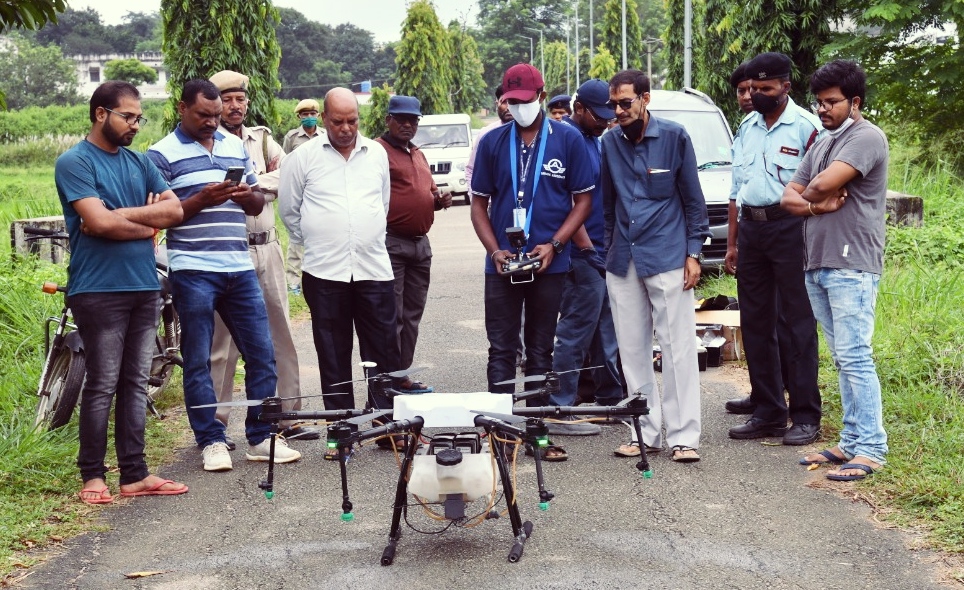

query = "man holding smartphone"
[207,70,318,451]
[148,79,301,473]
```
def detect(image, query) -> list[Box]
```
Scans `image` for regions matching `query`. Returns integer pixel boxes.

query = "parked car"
[646,88,733,269]
[412,114,473,205]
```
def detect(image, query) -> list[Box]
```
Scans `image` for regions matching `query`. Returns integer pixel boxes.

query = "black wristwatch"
[550,239,565,254]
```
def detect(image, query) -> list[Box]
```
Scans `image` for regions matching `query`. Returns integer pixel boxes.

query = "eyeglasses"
[103,108,147,126]
[585,107,615,124]
[389,114,421,125]
[810,97,848,113]
[605,94,642,112]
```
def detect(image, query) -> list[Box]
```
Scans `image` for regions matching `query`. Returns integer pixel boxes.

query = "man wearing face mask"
[470,64,594,462]
[782,59,889,481]
[282,98,321,294]
[727,52,824,447]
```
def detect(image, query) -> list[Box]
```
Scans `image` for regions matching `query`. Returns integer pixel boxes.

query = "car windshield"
[649,110,732,168]
[413,124,470,148]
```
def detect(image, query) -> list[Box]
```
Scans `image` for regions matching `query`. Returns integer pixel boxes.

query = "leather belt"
[247,228,277,245]
[741,204,790,222]
[387,231,425,241]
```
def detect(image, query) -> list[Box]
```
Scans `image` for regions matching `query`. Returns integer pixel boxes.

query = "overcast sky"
[68,0,479,43]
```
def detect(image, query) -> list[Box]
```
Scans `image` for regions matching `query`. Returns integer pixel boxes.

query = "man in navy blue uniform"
[471,64,595,460]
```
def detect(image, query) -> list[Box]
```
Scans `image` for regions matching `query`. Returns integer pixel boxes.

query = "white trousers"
[606,264,701,449]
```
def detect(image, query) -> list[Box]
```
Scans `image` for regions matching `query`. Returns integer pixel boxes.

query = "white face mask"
[508,100,542,127]
[825,115,855,138]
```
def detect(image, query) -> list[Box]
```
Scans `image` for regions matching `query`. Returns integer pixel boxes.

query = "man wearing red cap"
[470,63,595,461]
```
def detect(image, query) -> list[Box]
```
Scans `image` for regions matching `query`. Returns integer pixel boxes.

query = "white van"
[412,114,472,204]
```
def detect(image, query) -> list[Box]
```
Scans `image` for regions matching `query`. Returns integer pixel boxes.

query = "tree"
[599,0,644,70]
[362,83,391,139]
[448,22,487,114]
[0,33,79,109]
[542,40,572,96]
[104,58,158,87]
[112,11,162,54]
[0,0,66,31]
[588,44,618,81]
[394,0,452,114]
[34,7,112,55]
[161,0,282,129]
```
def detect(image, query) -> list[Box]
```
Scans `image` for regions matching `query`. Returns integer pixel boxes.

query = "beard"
[103,123,134,147]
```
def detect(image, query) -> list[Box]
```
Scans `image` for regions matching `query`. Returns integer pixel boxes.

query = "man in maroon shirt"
[375,96,453,392]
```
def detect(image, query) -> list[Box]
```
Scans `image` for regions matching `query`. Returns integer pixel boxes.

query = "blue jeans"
[484,272,565,396]
[71,291,160,485]
[805,268,887,464]
[171,270,276,448]
[551,256,623,406]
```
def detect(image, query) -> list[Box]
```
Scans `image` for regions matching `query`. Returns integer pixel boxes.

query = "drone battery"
[454,432,482,454]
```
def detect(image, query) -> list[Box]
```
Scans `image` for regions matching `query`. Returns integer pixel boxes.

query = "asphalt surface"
[19,204,946,589]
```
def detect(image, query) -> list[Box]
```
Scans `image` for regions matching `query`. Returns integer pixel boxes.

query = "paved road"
[21,204,943,589]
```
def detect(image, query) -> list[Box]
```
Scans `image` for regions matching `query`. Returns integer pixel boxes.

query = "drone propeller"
[492,365,603,387]
[191,393,331,409]
[470,410,527,424]
[329,365,428,387]
[341,409,393,426]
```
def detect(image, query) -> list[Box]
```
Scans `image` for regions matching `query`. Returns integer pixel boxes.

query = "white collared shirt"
[278,132,393,282]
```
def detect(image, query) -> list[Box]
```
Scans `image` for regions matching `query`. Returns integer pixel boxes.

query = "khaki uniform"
[210,124,302,427]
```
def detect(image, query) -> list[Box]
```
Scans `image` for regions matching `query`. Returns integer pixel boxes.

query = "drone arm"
[352,417,424,445]
[473,414,526,438]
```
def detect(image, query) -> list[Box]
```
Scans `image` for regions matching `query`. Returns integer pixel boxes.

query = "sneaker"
[202,442,233,472]
[246,437,302,463]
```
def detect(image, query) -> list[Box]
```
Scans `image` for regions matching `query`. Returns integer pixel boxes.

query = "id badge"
[513,207,527,229]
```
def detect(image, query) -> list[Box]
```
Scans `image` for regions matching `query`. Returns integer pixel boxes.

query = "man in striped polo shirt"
[148,79,301,472]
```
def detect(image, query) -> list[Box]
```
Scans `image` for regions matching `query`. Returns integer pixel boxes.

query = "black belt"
[387,232,425,241]
[741,204,790,222]
[247,228,276,245]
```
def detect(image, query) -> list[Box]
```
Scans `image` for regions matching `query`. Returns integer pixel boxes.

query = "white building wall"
[70,53,169,99]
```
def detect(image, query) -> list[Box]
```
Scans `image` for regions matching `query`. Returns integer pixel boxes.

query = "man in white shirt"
[278,87,401,425]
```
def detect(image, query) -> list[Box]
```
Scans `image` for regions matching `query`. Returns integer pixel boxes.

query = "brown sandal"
[671,445,700,463]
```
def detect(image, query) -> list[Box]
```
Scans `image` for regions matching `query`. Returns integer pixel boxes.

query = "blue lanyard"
[509,115,550,236]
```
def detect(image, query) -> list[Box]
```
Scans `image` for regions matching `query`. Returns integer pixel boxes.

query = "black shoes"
[728,418,788,439]
[782,423,820,446]
[724,395,756,414]
[279,426,321,441]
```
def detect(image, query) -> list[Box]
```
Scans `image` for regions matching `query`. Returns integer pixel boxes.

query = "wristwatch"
[687,252,704,263]
[550,239,565,254]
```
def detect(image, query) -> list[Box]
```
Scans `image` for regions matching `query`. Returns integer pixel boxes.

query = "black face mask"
[623,117,646,142]
[750,92,783,114]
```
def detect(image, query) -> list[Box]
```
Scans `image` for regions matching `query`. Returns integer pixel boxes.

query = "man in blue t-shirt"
[148,79,300,473]
[55,81,186,504]
[471,64,595,461]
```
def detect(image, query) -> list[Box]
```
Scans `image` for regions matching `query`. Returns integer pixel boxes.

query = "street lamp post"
[573,1,580,87]
[643,37,663,81]
[517,34,534,64]
[524,27,544,75]
[621,0,627,70]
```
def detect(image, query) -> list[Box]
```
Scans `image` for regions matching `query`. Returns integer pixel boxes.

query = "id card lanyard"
[509,115,550,238]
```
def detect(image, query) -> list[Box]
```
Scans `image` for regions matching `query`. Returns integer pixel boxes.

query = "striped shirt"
[147,126,259,272]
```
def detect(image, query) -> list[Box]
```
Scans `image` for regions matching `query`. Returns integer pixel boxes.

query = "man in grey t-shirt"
[781,59,889,482]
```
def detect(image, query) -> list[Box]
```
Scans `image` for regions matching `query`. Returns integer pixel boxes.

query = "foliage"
[394,0,453,114]
[588,44,618,81]
[32,8,162,55]
[362,84,391,139]
[0,0,66,31]
[0,33,79,110]
[474,0,573,92]
[542,40,572,97]
[104,58,158,87]
[599,0,644,70]
[161,0,281,130]
[826,0,964,143]
[448,22,488,114]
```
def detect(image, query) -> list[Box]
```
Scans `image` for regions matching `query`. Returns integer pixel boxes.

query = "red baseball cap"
[501,63,545,102]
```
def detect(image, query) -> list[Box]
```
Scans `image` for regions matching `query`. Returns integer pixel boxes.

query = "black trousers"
[737,216,821,425]
[302,273,400,411]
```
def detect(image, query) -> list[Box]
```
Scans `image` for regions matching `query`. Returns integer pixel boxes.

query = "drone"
[196,366,653,565]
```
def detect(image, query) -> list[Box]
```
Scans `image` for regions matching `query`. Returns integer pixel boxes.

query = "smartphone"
[224,166,245,186]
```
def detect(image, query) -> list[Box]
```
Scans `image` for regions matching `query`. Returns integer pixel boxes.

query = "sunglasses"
[605,94,643,112]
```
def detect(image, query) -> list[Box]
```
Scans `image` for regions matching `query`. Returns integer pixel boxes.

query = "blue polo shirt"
[55,140,170,296]
[731,97,822,207]
[560,115,606,263]
[147,126,258,273]
[472,114,596,274]
[601,115,711,278]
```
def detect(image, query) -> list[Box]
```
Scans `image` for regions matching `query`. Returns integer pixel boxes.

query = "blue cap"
[548,94,571,109]
[575,79,616,121]
[388,95,422,116]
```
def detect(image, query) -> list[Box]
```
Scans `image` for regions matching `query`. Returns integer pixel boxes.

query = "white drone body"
[394,392,513,503]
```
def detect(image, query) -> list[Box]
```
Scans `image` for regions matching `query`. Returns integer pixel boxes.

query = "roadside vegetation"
[0,107,962,582]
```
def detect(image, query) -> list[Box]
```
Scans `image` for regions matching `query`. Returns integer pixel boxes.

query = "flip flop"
[119,479,189,497]
[614,441,662,457]
[524,443,568,462]
[671,445,701,463]
[799,449,847,466]
[826,462,876,481]
[78,486,113,505]
[396,380,434,394]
